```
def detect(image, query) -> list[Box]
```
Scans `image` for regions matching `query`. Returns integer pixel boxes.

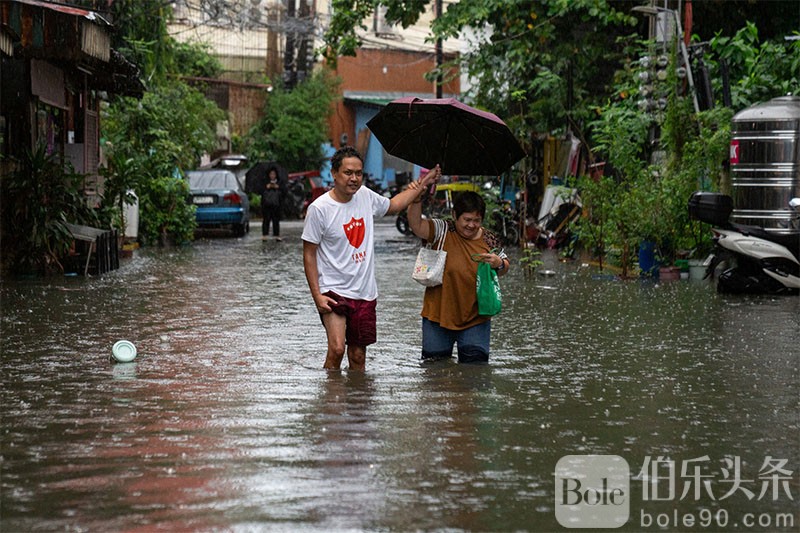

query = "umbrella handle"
[406,97,422,118]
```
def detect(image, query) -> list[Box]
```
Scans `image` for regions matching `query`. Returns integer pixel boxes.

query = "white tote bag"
[412,219,448,287]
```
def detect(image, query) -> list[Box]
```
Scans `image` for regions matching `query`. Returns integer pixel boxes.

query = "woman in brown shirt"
[407,189,509,363]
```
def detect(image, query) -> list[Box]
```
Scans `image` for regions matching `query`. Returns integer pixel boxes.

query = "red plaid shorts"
[320,291,377,346]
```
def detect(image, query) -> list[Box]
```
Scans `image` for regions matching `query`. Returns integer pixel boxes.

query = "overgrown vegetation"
[94,1,225,246]
[324,1,798,277]
[575,24,794,275]
[100,82,224,245]
[242,70,341,172]
[0,146,100,274]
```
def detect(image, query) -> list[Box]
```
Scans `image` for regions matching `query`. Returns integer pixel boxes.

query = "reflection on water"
[2,220,798,531]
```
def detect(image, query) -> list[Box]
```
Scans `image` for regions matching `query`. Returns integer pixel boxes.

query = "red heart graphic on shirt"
[343,217,365,248]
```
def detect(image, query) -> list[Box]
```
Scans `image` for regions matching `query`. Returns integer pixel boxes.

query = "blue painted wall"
[354,106,384,186]
[348,103,426,189]
[319,142,336,186]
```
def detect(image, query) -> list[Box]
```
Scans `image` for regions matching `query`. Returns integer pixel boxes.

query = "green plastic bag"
[476,262,502,316]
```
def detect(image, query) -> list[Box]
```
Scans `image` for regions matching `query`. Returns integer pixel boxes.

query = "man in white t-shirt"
[302,147,440,370]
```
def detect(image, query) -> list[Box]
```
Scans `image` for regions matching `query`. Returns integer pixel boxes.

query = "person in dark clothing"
[261,167,284,241]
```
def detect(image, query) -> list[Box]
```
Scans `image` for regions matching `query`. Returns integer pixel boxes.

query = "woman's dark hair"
[453,191,485,220]
[331,146,363,171]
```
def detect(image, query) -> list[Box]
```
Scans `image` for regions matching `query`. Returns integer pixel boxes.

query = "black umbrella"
[245,161,287,194]
[366,97,526,176]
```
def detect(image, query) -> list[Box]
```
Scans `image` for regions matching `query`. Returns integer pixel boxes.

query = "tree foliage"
[440,0,638,135]
[104,83,224,171]
[97,0,174,84]
[77,0,222,82]
[101,82,224,245]
[172,40,224,79]
[707,22,800,110]
[87,0,227,245]
[243,70,340,172]
[325,0,641,139]
[578,23,792,274]
[323,0,798,142]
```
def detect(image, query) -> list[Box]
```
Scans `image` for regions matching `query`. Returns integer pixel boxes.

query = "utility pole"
[266,4,281,78]
[296,0,311,84]
[434,0,442,98]
[283,0,297,89]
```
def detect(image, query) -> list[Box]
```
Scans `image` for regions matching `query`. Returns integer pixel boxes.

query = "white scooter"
[688,192,800,295]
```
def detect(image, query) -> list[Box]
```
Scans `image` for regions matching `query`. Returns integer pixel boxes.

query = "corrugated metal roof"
[1,0,143,97]
[9,0,110,25]
[1,0,111,61]
[0,27,12,55]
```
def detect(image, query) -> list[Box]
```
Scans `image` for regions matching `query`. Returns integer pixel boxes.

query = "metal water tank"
[729,95,800,234]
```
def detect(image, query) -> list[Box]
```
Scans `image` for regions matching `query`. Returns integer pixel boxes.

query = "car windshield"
[188,170,240,190]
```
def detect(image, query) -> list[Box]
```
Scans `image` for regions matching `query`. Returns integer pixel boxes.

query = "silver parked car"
[187,169,250,237]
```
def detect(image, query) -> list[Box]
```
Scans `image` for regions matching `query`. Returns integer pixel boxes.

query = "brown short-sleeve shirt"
[420,219,503,330]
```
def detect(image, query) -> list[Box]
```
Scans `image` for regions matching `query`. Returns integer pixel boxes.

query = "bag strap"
[423,219,448,250]
[425,219,438,250]
[433,218,447,251]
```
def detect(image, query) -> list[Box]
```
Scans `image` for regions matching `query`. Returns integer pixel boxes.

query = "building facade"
[168,0,464,185]
[0,0,143,201]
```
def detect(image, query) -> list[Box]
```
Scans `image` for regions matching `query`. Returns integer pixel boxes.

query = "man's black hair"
[331,146,363,171]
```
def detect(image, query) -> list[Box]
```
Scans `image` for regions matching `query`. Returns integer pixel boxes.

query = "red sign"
[730,140,740,165]
[343,217,365,249]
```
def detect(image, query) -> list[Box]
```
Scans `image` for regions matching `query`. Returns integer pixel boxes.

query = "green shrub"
[138,175,196,246]
[1,145,100,274]
[101,80,224,245]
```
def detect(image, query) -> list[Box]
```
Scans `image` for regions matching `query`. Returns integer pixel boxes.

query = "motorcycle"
[490,198,520,246]
[396,209,413,235]
[394,180,521,243]
[688,191,800,295]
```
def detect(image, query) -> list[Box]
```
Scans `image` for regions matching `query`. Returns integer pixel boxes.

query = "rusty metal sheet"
[1,0,110,61]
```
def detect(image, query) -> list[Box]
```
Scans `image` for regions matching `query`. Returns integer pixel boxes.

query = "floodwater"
[1,219,798,532]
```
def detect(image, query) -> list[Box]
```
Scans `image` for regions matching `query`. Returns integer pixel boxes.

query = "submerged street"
[2,219,798,531]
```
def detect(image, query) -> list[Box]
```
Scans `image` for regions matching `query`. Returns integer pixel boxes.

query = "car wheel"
[232,223,246,237]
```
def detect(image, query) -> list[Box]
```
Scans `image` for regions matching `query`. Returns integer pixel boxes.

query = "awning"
[343,92,453,108]
[343,95,395,107]
[1,0,144,97]
[1,0,111,62]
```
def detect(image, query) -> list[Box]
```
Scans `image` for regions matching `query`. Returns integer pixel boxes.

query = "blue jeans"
[421,317,491,364]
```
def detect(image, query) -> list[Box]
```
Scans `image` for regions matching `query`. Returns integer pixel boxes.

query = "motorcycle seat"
[731,223,800,256]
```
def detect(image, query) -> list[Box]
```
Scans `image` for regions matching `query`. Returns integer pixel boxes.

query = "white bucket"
[688,260,706,281]
[111,340,137,363]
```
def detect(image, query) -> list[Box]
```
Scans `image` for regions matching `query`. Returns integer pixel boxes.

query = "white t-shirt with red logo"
[302,187,390,301]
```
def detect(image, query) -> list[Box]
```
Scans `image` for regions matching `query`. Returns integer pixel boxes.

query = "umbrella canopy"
[366,97,526,176]
[245,161,288,194]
